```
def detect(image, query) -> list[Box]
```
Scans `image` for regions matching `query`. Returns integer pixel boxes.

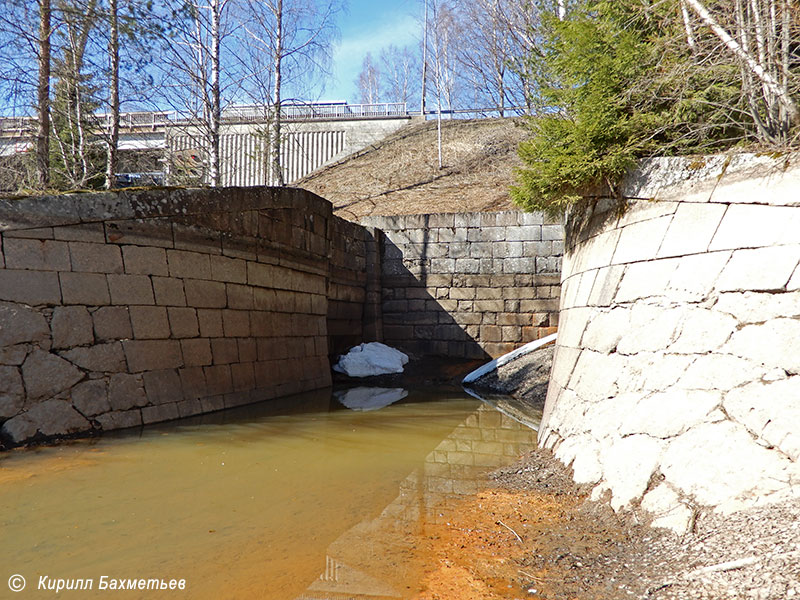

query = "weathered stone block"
[615,259,679,304]
[0,270,62,305]
[197,309,224,337]
[724,378,800,459]
[0,366,24,419]
[167,307,199,338]
[1,399,89,443]
[661,421,790,511]
[53,223,105,243]
[143,369,182,405]
[92,306,133,341]
[211,338,239,364]
[105,218,173,248]
[129,305,170,339]
[122,246,168,276]
[96,409,142,430]
[619,389,721,439]
[599,435,664,511]
[724,318,800,374]
[69,242,123,273]
[226,284,254,310]
[665,251,730,302]
[142,402,180,425]
[152,277,186,306]
[168,249,212,280]
[123,340,183,372]
[51,306,93,349]
[180,338,213,367]
[657,203,727,258]
[669,308,737,354]
[617,304,681,355]
[108,373,147,410]
[715,290,800,323]
[611,215,672,265]
[715,246,799,292]
[231,362,256,392]
[0,301,50,347]
[678,354,763,391]
[60,342,126,373]
[71,379,110,416]
[108,274,156,305]
[3,238,70,271]
[204,364,233,396]
[184,279,227,308]
[210,254,247,283]
[22,350,83,400]
[222,310,250,337]
[709,204,800,251]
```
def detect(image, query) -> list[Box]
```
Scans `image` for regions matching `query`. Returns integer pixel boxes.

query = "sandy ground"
[414,349,800,600]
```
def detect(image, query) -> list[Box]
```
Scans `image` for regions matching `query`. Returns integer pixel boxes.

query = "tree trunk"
[209,0,222,187]
[421,0,428,116]
[105,0,119,189]
[36,0,51,189]
[270,0,284,186]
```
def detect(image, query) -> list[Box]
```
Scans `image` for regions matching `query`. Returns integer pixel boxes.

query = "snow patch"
[333,342,409,377]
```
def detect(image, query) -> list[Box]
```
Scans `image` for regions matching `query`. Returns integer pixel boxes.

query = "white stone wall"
[540,153,800,531]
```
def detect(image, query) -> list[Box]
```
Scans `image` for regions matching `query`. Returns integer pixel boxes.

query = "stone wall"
[0,187,360,447]
[361,211,563,359]
[540,154,800,530]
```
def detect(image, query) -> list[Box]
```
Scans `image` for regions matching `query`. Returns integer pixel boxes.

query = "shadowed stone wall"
[540,154,800,531]
[0,187,369,447]
[361,211,563,359]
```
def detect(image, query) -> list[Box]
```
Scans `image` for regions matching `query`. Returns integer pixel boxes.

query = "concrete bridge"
[0,102,413,187]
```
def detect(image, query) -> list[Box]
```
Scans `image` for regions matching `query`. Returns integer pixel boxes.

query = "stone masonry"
[361,211,563,359]
[0,187,370,447]
[540,153,800,531]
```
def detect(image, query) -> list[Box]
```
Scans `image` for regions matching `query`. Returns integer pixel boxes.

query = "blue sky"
[324,0,422,103]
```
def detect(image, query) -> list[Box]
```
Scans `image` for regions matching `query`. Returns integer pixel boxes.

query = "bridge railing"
[0,116,36,134]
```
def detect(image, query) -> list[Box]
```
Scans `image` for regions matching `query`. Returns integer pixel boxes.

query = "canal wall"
[540,154,800,530]
[361,212,562,359]
[0,187,372,447]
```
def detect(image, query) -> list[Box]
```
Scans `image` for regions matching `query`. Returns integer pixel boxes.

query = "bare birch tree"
[682,0,798,141]
[153,0,235,187]
[356,52,381,104]
[37,0,52,188]
[379,45,419,106]
[105,0,119,188]
[237,0,340,186]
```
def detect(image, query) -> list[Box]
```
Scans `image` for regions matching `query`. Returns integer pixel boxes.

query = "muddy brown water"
[0,387,537,599]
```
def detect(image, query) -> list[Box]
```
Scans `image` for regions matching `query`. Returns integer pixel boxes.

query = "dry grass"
[297,117,528,220]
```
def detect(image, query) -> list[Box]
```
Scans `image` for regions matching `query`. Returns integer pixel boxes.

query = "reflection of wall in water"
[296,404,537,599]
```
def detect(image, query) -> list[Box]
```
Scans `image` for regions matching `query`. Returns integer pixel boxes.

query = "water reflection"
[297,404,538,600]
[0,388,537,600]
[334,387,409,411]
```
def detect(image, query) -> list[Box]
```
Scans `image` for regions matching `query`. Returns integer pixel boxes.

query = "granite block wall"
[361,211,563,359]
[540,153,800,531]
[0,187,359,447]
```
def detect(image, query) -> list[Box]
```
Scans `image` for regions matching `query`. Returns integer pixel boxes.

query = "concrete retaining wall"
[361,211,563,359]
[0,187,361,447]
[540,154,800,530]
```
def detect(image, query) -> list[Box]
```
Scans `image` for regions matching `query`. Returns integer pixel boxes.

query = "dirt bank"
[410,445,800,600]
